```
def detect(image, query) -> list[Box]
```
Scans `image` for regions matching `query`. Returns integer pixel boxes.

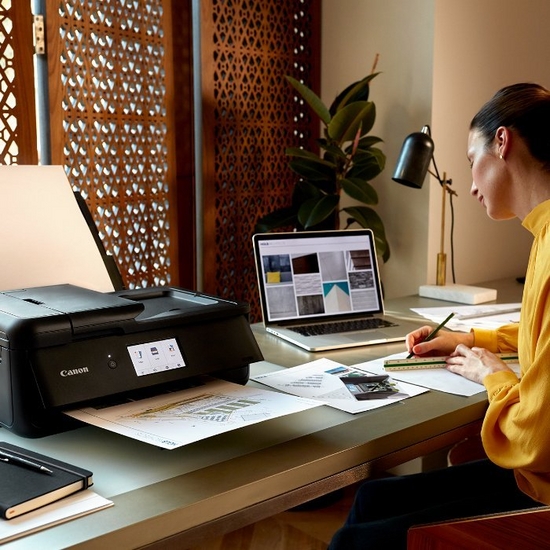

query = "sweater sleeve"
[472,323,519,352]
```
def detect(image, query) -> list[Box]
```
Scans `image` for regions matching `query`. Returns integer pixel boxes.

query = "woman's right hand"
[405,326,475,357]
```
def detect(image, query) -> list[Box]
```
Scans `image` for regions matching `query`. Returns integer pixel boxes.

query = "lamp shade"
[392,127,434,189]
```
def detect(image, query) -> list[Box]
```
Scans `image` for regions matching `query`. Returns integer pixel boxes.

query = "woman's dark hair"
[470,83,550,170]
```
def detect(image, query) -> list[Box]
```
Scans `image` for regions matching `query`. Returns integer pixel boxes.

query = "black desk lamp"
[392,125,496,304]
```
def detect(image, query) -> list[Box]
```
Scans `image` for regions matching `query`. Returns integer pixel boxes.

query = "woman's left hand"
[446,344,513,384]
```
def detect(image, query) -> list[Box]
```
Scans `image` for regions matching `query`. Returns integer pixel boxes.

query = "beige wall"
[431,0,547,287]
[322,0,547,298]
[322,0,435,298]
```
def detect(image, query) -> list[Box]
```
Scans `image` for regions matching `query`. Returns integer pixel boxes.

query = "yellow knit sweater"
[474,198,550,504]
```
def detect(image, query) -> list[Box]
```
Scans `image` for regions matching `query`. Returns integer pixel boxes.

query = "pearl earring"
[499,154,503,160]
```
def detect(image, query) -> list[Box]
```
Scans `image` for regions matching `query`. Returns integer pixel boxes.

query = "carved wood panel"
[200,0,321,321]
[0,0,38,165]
[46,0,178,289]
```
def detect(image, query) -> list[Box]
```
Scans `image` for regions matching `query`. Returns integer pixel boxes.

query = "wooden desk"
[1,279,522,549]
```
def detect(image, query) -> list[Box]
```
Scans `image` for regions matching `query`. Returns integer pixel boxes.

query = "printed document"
[252,358,427,413]
[64,378,321,449]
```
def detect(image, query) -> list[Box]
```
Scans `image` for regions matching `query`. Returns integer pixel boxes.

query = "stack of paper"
[252,358,427,413]
[411,303,521,332]
[0,491,112,544]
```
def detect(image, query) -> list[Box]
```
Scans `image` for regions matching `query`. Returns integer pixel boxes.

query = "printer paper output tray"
[0,284,263,437]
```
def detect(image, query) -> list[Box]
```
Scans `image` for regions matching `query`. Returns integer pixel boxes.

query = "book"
[0,442,93,520]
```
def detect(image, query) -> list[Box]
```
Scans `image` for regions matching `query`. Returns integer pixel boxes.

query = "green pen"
[407,312,455,359]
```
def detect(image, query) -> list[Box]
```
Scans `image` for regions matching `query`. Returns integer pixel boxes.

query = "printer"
[0,284,263,437]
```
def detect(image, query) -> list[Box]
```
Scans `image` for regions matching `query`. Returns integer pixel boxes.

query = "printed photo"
[323,282,352,313]
[263,254,292,284]
[292,253,320,275]
[349,270,375,290]
[266,285,297,319]
[346,249,372,271]
[297,294,325,316]
[319,251,347,280]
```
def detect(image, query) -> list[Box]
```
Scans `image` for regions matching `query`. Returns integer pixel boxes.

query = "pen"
[0,450,53,475]
[407,312,455,358]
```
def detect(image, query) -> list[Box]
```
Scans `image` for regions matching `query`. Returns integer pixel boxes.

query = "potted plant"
[256,65,390,262]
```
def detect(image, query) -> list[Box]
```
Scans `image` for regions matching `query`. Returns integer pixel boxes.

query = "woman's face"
[467,129,515,220]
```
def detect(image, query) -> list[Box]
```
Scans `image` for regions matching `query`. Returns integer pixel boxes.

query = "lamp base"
[419,284,497,304]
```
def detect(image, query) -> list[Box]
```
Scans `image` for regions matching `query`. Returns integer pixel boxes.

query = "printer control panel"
[127,337,186,377]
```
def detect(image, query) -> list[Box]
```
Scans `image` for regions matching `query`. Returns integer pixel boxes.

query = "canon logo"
[60,367,90,377]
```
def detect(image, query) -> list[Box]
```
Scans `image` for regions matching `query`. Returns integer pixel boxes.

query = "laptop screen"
[253,229,385,324]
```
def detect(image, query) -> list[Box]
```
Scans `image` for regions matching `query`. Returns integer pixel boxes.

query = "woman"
[329,82,550,550]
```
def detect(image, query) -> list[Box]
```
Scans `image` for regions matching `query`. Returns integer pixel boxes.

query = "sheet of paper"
[64,378,321,449]
[356,352,519,397]
[252,358,428,413]
[411,303,521,332]
[0,490,113,545]
[0,165,114,292]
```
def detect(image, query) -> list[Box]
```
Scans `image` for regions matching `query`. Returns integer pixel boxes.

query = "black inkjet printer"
[0,284,263,437]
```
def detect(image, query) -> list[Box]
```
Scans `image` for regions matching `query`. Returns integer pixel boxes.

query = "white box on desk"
[419,284,497,305]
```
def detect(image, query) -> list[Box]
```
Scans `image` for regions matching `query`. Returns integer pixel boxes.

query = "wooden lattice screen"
[46,0,178,289]
[0,1,38,165]
[200,0,321,322]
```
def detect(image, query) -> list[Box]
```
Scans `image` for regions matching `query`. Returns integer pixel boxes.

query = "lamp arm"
[420,125,446,187]
[429,162,457,196]
[429,153,447,186]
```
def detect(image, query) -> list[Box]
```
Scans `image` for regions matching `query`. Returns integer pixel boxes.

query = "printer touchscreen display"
[128,338,186,377]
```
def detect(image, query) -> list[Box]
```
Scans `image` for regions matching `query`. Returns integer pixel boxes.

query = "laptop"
[252,229,420,351]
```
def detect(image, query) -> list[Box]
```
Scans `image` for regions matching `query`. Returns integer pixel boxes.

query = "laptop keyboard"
[290,317,397,336]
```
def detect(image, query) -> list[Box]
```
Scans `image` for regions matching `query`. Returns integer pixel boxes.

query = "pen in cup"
[0,450,53,475]
[407,312,456,359]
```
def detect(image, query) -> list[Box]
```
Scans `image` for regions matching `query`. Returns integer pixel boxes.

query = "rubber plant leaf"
[286,147,327,161]
[255,207,298,233]
[328,101,376,144]
[340,178,378,205]
[293,179,323,202]
[289,157,335,182]
[322,143,348,161]
[356,135,384,149]
[348,151,385,181]
[363,147,386,166]
[298,194,339,229]
[285,76,331,126]
[343,205,390,262]
[329,73,380,115]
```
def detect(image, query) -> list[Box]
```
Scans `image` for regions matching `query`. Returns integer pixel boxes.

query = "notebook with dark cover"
[252,229,420,351]
[0,442,93,520]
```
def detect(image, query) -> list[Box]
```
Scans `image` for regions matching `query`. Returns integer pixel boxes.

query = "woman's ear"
[495,126,510,159]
